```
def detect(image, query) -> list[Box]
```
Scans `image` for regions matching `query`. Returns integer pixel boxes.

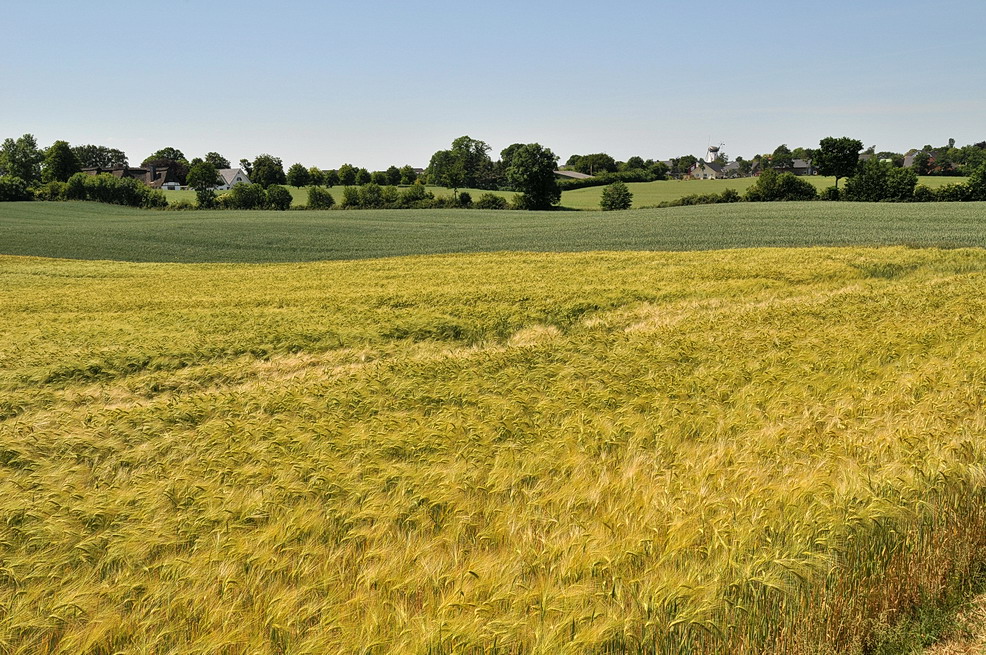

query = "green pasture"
[562,175,965,209]
[162,177,963,210]
[2,200,986,263]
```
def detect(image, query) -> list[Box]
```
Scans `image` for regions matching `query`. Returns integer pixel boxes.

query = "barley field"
[3,247,986,653]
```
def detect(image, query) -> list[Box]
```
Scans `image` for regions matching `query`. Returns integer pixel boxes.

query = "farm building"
[689,160,725,179]
[554,170,594,180]
[214,168,252,190]
[80,165,182,190]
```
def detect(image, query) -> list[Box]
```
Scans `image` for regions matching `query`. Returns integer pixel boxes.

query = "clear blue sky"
[4,1,984,169]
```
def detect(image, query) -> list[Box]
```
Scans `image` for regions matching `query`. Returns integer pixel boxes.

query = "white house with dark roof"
[213,168,252,190]
[689,160,725,179]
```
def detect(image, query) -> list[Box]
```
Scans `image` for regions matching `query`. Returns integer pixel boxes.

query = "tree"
[308,167,325,186]
[399,165,417,185]
[354,167,371,185]
[506,143,560,210]
[385,165,402,186]
[42,140,81,183]
[813,137,863,188]
[142,147,189,185]
[670,155,698,178]
[264,185,292,210]
[370,171,388,185]
[250,154,286,187]
[427,136,496,190]
[204,152,231,169]
[770,144,794,170]
[624,156,646,171]
[286,163,311,187]
[337,164,357,186]
[71,144,127,168]
[323,169,340,187]
[844,158,917,202]
[573,153,617,175]
[649,161,670,180]
[600,181,633,210]
[239,158,253,176]
[0,134,43,184]
[186,161,221,208]
[911,151,933,176]
[744,169,818,202]
[307,186,335,209]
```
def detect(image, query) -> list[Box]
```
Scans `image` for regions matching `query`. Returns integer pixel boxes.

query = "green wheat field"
[3,230,986,652]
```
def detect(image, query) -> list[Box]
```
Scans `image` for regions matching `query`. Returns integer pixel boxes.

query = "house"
[214,168,251,190]
[689,160,725,180]
[772,158,815,176]
[554,170,594,180]
[81,165,182,190]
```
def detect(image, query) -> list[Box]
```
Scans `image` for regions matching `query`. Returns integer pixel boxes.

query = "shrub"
[307,186,335,210]
[820,186,842,201]
[64,173,88,200]
[264,185,293,211]
[509,194,526,210]
[744,169,818,202]
[357,183,384,209]
[0,175,32,201]
[381,185,400,206]
[458,191,472,208]
[934,183,971,203]
[340,186,360,209]
[431,194,460,209]
[166,199,196,211]
[33,181,67,201]
[397,184,434,209]
[844,159,917,202]
[912,185,936,203]
[965,164,986,201]
[195,188,217,209]
[224,182,266,209]
[600,181,633,211]
[474,193,508,210]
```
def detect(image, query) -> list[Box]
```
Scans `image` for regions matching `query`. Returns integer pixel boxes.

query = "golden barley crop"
[2,247,986,653]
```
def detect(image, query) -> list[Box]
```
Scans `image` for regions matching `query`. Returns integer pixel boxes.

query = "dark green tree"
[354,167,371,185]
[71,144,127,168]
[42,140,81,183]
[286,163,311,187]
[337,164,357,186]
[239,158,253,176]
[813,137,864,188]
[142,147,189,184]
[506,143,560,210]
[624,156,646,171]
[186,160,221,208]
[308,167,325,186]
[0,134,44,184]
[399,165,417,185]
[251,154,286,187]
[573,153,617,175]
[770,144,794,170]
[204,152,231,169]
[386,165,402,186]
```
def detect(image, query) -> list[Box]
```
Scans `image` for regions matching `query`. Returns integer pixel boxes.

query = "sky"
[3,0,985,170]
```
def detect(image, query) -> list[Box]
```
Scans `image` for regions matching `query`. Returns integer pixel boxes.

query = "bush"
[458,191,472,208]
[357,183,384,209]
[967,165,986,201]
[744,169,818,202]
[912,185,936,203]
[307,185,335,209]
[600,181,633,211]
[264,185,293,211]
[195,188,217,209]
[340,186,360,209]
[65,173,88,200]
[844,159,917,202]
[165,199,196,211]
[397,184,433,208]
[33,181,67,201]
[431,194,461,209]
[474,193,508,210]
[509,194,526,210]
[0,176,32,201]
[222,182,266,209]
[820,186,842,201]
[934,183,971,202]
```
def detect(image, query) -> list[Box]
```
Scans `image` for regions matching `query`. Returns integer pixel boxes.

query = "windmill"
[706,141,725,163]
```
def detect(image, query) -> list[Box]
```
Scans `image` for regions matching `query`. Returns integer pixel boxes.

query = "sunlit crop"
[3,247,986,653]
